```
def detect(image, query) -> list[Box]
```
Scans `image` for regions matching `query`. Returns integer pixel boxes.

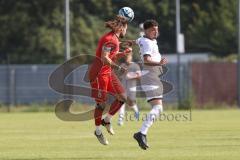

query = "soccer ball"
[118,7,134,22]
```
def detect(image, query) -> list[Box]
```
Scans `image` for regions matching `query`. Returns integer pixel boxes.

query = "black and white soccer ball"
[118,7,134,22]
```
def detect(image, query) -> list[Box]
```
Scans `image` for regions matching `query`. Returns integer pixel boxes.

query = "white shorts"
[140,66,163,101]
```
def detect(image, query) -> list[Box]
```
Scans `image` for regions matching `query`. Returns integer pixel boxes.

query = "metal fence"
[0,65,60,104]
[191,62,237,106]
[0,64,189,105]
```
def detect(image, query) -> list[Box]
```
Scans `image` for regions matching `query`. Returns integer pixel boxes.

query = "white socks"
[140,104,163,135]
[96,126,102,135]
[96,114,112,135]
[118,104,125,122]
[131,104,139,113]
[118,104,139,123]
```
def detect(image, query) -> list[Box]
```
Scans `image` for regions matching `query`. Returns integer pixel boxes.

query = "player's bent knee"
[118,100,125,106]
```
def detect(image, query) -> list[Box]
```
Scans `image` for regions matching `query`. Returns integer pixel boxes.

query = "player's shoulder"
[101,32,117,44]
[137,37,152,46]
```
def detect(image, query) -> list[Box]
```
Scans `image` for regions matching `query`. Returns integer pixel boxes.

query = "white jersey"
[136,37,163,101]
[136,37,161,63]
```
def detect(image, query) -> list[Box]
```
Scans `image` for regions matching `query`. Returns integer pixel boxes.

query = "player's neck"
[144,35,155,41]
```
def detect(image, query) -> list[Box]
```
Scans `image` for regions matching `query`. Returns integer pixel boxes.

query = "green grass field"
[0,110,239,160]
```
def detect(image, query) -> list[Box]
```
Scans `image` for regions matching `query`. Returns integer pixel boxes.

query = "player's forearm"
[110,61,121,70]
[120,40,136,47]
[102,57,121,70]
[115,52,126,59]
[144,59,161,66]
[115,48,132,59]
[143,55,166,66]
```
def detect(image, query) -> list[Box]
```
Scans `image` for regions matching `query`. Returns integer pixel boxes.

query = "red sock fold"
[94,107,103,126]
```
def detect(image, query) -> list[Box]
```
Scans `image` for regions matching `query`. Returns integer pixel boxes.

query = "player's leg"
[90,76,109,145]
[118,89,139,126]
[102,73,126,134]
[127,99,139,120]
[134,98,163,150]
[134,67,164,149]
[126,90,140,120]
[118,103,125,126]
[107,73,126,116]
[140,98,163,135]
[94,102,109,145]
[103,94,126,134]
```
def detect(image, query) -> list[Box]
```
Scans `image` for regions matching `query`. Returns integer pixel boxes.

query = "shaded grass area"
[0,110,239,160]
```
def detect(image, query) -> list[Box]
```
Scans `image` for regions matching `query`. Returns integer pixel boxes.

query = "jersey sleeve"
[138,39,152,57]
[102,41,117,54]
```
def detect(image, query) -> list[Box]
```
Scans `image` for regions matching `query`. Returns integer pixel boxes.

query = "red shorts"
[90,73,125,103]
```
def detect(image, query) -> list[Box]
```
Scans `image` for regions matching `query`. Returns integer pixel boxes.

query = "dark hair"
[105,15,128,32]
[143,20,158,30]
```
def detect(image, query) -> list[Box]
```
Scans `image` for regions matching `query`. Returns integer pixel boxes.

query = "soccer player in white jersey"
[133,20,168,150]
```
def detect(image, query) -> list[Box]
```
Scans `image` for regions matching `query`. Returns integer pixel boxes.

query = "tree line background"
[0,0,237,64]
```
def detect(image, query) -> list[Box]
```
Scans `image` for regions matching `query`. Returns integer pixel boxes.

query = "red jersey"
[89,31,119,81]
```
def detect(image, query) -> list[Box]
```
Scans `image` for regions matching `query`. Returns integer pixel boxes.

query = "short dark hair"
[143,20,158,30]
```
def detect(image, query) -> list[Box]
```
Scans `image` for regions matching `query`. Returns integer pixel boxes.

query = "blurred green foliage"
[0,0,238,64]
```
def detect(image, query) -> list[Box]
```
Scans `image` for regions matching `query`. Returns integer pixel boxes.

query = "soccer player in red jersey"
[88,16,132,145]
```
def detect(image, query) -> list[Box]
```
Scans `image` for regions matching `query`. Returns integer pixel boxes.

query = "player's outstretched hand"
[160,57,168,65]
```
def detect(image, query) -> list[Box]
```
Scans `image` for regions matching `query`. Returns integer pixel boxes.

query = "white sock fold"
[96,126,102,135]
[140,104,163,135]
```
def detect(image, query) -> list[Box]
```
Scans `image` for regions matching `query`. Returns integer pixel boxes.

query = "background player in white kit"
[118,53,141,126]
[133,20,168,150]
